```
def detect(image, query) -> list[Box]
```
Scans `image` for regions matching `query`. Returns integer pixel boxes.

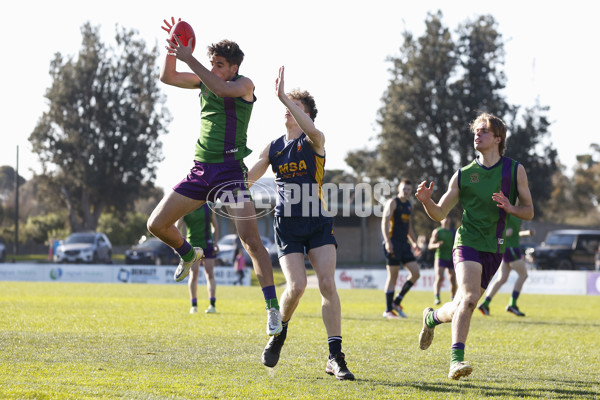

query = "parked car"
[526,229,600,270]
[125,237,179,265]
[215,234,278,266]
[0,239,6,263]
[53,232,112,264]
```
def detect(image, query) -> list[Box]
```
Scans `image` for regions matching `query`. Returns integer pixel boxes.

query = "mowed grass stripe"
[1,281,598,399]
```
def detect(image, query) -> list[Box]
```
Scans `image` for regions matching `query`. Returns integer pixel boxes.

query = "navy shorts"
[173,160,251,203]
[274,216,337,258]
[503,247,521,263]
[453,246,503,290]
[383,241,416,266]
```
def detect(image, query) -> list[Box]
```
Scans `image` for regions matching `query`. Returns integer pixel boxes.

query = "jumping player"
[478,214,534,317]
[177,203,219,314]
[248,66,354,380]
[415,112,534,380]
[381,179,421,319]
[147,17,281,336]
[428,217,457,305]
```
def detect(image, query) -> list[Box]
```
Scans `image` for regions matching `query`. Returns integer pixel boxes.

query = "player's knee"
[287,281,306,299]
[461,294,479,311]
[410,270,421,282]
[318,274,336,296]
[240,236,263,256]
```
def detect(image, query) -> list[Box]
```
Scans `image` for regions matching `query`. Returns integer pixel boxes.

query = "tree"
[572,144,600,220]
[29,23,170,232]
[346,11,558,223]
[503,102,559,218]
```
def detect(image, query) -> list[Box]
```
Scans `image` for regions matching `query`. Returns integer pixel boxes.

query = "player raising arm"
[147,17,281,338]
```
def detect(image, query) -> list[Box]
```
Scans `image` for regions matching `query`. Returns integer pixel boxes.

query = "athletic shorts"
[203,243,216,259]
[502,247,521,263]
[383,240,416,266]
[274,216,337,258]
[436,258,454,269]
[452,246,503,290]
[173,160,251,203]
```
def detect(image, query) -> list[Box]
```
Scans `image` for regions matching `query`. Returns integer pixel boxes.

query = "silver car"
[54,232,112,264]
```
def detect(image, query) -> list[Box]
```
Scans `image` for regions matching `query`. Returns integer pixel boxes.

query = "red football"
[170,20,195,52]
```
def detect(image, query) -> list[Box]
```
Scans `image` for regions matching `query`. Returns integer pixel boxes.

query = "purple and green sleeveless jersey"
[454,156,519,254]
[268,133,327,217]
[434,227,455,261]
[194,75,255,163]
[183,203,213,249]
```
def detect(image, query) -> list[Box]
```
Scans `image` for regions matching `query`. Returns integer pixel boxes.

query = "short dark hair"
[207,40,244,67]
[287,89,318,121]
[400,178,412,185]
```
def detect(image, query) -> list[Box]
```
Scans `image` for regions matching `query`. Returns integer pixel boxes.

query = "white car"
[54,232,112,264]
[215,234,278,266]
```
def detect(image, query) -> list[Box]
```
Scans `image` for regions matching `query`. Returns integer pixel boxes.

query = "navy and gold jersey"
[268,133,327,217]
[389,198,412,243]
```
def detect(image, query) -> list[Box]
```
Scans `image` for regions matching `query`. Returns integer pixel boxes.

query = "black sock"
[328,336,342,358]
[394,281,414,304]
[385,291,394,311]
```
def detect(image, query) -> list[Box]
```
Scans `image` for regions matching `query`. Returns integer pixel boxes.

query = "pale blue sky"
[1,1,597,191]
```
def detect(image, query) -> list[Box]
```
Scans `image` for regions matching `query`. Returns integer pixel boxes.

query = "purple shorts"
[503,247,521,263]
[436,258,454,269]
[173,160,251,203]
[203,243,216,259]
[453,246,503,289]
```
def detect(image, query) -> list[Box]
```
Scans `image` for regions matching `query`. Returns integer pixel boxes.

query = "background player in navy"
[381,179,421,319]
[247,66,354,381]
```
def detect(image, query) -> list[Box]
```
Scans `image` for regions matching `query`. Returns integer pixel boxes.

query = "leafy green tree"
[503,102,559,218]
[98,211,149,245]
[572,144,600,220]
[22,213,69,244]
[29,23,170,232]
[347,11,558,224]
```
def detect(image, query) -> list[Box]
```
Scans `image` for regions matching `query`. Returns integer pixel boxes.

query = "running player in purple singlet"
[415,112,534,380]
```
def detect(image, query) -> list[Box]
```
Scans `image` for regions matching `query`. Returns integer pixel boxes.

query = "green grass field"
[1,281,598,399]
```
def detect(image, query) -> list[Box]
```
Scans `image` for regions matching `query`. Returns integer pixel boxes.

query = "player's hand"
[166,35,194,62]
[385,241,394,255]
[161,17,180,34]
[213,244,219,253]
[416,180,434,203]
[413,244,422,257]
[492,191,514,212]
[506,228,514,237]
[276,66,286,100]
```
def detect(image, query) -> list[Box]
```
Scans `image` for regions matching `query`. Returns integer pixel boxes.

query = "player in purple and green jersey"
[147,17,281,337]
[415,112,534,380]
[247,66,354,381]
[428,217,457,305]
[178,203,219,314]
[478,213,534,317]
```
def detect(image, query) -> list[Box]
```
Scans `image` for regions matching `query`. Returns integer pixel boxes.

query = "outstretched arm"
[416,172,460,222]
[276,66,325,155]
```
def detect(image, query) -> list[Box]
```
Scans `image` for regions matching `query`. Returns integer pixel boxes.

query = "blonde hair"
[469,113,507,155]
